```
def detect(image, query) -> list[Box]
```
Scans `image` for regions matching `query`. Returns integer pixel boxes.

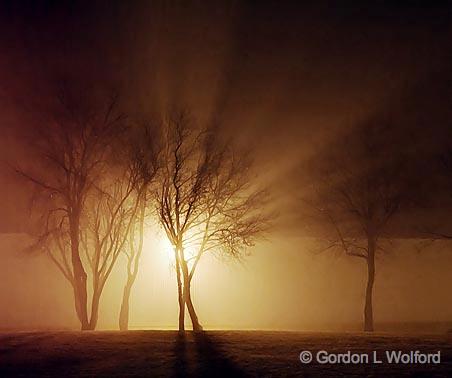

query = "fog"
[0,2,451,332]
[1,230,451,331]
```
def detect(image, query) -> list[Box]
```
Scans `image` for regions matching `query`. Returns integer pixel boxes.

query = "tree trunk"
[88,290,101,330]
[69,210,89,330]
[184,276,202,332]
[119,279,134,331]
[175,250,185,332]
[364,235,376,332]
[179,254,202,332]
[119,202,145,331]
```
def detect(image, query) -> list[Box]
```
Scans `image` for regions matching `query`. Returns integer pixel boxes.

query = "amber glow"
[149,229,176,267]
[0,0,451,337]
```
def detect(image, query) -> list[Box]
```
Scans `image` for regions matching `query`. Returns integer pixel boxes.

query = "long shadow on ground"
[172,332,247,377]
[2,331,452,377]
[172,333,190,377]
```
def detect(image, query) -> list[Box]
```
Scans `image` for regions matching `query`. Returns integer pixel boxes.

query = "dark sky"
[0,1,451,231]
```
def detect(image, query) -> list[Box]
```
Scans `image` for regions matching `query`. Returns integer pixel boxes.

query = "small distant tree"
[305,119,413,332]
[16,83,124,330]
[155,111,270,332]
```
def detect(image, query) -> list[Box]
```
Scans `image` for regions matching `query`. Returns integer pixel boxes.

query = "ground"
[1,331,451,377]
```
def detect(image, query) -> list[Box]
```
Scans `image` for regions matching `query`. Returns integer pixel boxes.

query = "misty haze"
[0,1,451,377]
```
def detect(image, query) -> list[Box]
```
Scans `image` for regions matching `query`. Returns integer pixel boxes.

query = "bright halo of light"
[142,226,202,271]
[142,226,176,268]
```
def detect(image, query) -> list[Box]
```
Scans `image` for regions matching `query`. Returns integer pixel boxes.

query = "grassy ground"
[1,331,451,377]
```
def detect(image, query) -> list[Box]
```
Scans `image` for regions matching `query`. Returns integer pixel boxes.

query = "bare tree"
[119,201,145,331]
[118,123,160,331]
[155,111,270,332]
[304,119,413,332]
[16,83,124,330]
[80,169,139,330]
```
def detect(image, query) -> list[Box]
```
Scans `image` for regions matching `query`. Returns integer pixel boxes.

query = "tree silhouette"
[16,82,124,330]
[155,111,270,332]
[80,169,139,329]
[305,118,413,331]
[118,123,160,331]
